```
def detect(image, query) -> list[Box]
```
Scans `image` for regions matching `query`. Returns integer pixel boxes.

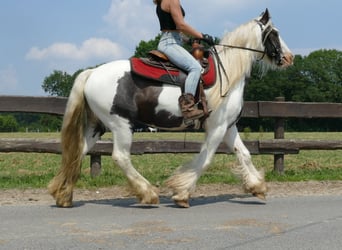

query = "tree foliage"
[42,69,83,97]
[246,49,342,103]
[134,34,161,58]
[0,113,62,132]
[0,115,19,132]
[240,49,342,131]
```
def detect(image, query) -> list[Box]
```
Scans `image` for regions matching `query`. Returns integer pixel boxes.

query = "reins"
[216,44,266,56]
[210,44,265,98]
[211,46,230,97]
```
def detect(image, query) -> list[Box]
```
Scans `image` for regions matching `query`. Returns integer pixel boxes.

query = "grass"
[0,132,341,189]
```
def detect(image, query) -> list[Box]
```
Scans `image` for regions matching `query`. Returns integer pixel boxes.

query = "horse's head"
[257,8,293,68]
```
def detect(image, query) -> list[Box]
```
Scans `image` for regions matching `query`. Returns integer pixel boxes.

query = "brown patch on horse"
[112,72,185,129]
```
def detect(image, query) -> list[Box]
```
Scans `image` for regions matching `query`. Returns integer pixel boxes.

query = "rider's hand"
[201,34,215,46]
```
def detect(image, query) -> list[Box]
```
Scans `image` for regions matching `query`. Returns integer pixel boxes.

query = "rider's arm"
[169,0,203,39]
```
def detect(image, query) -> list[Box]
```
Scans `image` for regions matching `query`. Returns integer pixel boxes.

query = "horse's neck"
[207,22,259,110]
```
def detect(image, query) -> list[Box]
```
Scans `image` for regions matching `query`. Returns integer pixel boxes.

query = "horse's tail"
[48,69,93,207]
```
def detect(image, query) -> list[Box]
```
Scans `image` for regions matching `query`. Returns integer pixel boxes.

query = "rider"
[153,0,214,121]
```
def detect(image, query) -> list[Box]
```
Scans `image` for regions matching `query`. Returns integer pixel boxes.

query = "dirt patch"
[1,181,342,206]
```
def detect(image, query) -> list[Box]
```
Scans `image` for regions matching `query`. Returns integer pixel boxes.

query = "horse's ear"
[259,8,270,25]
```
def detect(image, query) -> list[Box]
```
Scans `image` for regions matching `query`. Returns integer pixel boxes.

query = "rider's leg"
[158,32,204,120]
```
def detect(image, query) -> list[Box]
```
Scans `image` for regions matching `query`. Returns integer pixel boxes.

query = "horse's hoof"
[56,200,73,208]
[253,192,266,201]
[151,196,160,204]
[171,191,191,208]
[141,196,160,205]
[174,199,190,208]
[139,193,160,205]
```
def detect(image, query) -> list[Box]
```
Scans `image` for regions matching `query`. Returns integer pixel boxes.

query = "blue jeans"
[158,31,202,95]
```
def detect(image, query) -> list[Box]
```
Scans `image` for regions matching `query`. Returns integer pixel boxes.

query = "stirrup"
[182,117,201,130]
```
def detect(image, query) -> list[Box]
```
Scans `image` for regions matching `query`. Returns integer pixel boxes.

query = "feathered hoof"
[173,198,190,208]
[252,192,266,201]
[48,177,75,207]
[48,184,74,208]
[171,191,191,208]
[53,192,74,208]
[55,199,73,208]
[139,194,160,205]
[136,188,160,205]
[244,181,268,201]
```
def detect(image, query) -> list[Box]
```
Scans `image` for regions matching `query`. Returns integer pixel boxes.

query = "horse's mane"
[207,19,266,110]
[219,19,263,48]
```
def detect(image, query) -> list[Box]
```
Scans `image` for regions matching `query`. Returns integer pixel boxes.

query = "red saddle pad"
[130,55,216,88]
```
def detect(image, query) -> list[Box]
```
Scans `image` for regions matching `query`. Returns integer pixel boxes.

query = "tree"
[246,49,342,103]
[134,34,161,58]
[42,69,83,97]
[42,70,72,97]
[241,49,342,131]
[0,115,19,132]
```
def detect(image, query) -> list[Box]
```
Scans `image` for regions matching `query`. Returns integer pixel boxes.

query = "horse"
[48,9,293,208]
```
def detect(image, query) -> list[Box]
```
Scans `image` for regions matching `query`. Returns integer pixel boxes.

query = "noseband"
[260,22,282,64]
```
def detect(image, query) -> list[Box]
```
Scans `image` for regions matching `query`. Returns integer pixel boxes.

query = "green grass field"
[0,132,341,189]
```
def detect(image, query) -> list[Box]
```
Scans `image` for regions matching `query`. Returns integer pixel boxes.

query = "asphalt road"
[1,194,341,250]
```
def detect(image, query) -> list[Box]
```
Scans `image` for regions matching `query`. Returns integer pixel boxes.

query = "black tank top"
[156,4,185,30]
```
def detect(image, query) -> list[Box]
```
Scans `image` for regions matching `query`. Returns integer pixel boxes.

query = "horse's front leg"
[166,124,228,208]
[223,125,267,200]
[111,124,159,205]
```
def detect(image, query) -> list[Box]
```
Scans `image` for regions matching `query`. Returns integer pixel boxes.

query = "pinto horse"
[49,9,293,208]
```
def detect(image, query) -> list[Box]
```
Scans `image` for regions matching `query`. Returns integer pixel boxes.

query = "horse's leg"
[48,70,97,207]
[223,125,267,199]
[48,120,101,207]
[110,122,159,204]
[166,123,228,207]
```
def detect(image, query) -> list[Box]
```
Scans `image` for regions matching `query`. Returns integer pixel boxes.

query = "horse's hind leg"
[110,122,159,204]
[48,121,102,207]
[223,125,267,200]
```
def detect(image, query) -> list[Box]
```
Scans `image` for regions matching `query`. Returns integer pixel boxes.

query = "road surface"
[1,193,341,249]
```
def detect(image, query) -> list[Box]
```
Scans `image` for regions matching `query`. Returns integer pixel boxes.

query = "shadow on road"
[63,193,266,209]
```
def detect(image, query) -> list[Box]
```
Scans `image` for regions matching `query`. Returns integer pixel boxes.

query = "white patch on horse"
[85,60,130,113]
[156,86,182,116]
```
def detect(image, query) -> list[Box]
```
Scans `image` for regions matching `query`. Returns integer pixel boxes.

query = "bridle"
[211,20,282,97]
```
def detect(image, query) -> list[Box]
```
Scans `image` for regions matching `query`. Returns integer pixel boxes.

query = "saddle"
[130,48,216,89]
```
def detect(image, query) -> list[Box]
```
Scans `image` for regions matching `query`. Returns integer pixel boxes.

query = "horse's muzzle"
[279,52,294,67]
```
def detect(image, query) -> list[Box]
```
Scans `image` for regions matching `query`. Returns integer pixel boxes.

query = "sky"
[1,0,341,96]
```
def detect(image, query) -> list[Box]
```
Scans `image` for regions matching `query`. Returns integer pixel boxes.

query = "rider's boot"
[178,93,205,120]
